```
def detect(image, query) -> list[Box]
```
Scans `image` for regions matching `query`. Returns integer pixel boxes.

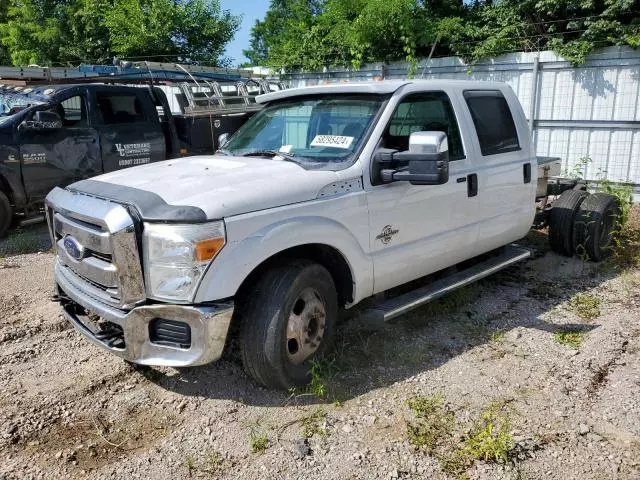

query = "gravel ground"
[1,226,639,480]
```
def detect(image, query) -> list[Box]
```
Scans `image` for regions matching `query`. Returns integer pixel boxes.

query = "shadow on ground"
[143,229,615,406]
[0,223,51,258]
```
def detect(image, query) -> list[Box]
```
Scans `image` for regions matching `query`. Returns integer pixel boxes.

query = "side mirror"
[217,132,229,148]
[20,110,62,132]
[376,131,449,185]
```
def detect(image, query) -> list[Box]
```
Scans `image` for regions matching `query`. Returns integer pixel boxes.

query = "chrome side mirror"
[408,131,449,155]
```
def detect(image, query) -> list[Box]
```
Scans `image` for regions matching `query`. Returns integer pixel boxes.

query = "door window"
[463,90,520,156]
[96,92,146,124]
[381,92,465,160]
[59,95,87,127]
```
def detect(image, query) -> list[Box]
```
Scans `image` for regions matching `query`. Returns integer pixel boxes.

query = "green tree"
[105,0,241,65]
[450,0,640,65]
[0,1,9,64]
[243,0,323,67]
[245,0,639,70]
[0,0,241,66]
[65,0,113,64]
[0,0,71,65]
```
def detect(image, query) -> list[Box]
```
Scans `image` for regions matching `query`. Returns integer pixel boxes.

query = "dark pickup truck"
[0,80,275,236]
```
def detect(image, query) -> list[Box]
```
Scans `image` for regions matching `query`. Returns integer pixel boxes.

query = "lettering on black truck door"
[94,90,166,173]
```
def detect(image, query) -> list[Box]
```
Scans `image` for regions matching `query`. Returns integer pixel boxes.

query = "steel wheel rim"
[286,287,326,365]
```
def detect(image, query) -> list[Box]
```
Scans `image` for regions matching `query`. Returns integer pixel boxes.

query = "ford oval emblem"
[63,236,85,261]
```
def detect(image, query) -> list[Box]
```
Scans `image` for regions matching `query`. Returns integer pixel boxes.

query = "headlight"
[142,221,225,302]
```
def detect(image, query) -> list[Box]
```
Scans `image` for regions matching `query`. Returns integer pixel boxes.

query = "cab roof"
[257,79,508,104]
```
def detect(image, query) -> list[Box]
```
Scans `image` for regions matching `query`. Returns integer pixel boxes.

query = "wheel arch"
[0,168,27,207]
[0,174,14,203]
[234,243,355,311]
[193,214,374,306]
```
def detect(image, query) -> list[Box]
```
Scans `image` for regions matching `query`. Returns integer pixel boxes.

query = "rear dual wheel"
[548,189,589,256]
[573,193,621,262]
[549,189,620,261]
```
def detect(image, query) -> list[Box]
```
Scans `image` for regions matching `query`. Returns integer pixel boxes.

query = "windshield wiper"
[240,150,299,162]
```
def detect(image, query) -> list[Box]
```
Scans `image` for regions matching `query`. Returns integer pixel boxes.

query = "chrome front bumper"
[55,261,233,367]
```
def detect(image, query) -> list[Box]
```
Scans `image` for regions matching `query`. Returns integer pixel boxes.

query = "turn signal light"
[195,237,225,262]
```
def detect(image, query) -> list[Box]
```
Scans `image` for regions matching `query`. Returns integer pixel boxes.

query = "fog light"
[149,319,191,349]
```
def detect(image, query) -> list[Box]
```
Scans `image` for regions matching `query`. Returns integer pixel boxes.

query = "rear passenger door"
[462,90,535,252]
[92,90,166,173]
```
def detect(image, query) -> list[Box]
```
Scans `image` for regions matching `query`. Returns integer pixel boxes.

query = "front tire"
[0,191,12,238]
[239,261,338,390]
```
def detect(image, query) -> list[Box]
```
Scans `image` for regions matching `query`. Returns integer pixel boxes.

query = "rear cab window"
[463,90,520,156]
[95,92,148,125]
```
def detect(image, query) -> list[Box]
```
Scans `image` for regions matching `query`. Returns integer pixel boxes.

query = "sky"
[220,0,271,66]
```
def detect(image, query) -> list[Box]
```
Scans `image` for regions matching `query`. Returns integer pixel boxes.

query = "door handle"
[523,163,532,184]
[467,173,478,197]
[456,177,467,183]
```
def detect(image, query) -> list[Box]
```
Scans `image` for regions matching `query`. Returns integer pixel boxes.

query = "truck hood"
[72,155,345,220]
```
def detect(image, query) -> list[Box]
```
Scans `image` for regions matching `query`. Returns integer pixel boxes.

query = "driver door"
[19,91,100,201]
[365,89,479,294]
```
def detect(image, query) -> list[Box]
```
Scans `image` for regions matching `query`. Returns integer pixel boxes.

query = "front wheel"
[0,191,12,238]
[239,261,338,390]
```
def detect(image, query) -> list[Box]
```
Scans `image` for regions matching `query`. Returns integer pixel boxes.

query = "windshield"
[0,93,44,118]
[221,94,386,167]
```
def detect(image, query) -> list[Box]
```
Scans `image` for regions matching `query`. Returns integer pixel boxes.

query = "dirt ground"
[1,224,639,480]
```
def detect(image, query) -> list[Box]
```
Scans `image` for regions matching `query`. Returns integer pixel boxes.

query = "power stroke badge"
[376,225,399,244]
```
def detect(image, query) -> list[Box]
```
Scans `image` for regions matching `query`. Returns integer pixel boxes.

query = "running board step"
[361,245,531,323]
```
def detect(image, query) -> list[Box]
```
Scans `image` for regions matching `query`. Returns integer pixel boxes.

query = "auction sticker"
[310,135,354,149]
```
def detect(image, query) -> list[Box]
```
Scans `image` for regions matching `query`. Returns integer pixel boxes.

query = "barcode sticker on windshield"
[311,135,354,149]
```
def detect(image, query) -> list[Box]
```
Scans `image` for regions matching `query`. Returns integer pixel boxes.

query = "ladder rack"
[0,61,284,117]
[0,61,265,84]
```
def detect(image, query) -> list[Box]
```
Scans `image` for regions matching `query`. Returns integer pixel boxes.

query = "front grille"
[60,295,125,349]
[94,322,125,349]
[91,251,113,263]
[46,188,146,309]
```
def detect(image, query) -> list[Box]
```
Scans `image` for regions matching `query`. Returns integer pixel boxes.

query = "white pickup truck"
[45,80,620,389]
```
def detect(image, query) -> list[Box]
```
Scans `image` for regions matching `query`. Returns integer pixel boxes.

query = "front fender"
[194,214,373,306]
[0,162,26,207]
